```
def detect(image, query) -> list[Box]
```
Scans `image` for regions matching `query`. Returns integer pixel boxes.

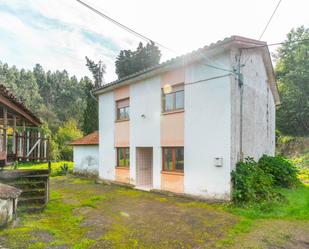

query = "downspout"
[237,49,244,161]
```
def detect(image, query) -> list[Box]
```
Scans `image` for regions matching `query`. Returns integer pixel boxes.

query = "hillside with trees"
[0,41,162,161]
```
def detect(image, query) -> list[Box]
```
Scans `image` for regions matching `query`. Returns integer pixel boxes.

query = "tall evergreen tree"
[85,57,105,88]
[81,77,98,134]
[84,57,107,134]
[275,26,309,136]
[115,41,161,79]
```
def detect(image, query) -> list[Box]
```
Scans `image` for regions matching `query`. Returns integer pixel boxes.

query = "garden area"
[0,153,308,249]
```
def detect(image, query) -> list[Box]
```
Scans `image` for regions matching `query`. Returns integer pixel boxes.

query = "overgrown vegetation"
[258,155,299,187]
[13,161,73,177]
[231,155,299,205]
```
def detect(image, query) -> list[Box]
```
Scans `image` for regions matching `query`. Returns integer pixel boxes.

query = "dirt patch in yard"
[229,219,309,249]
[0,176,307,249]
[0,176,239,249]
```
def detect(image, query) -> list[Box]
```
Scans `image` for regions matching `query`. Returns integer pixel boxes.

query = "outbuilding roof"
[70,131,99,146]
[0,183,22,200]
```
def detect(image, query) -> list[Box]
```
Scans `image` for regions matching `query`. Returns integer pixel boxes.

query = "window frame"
[162,147,184,173]
[162,83,184,113]
[116,147,130,167]
[116,98,130,121]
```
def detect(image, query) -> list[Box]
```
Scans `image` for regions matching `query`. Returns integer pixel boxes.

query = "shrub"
[258,155,299,187]
[231,158,277,204]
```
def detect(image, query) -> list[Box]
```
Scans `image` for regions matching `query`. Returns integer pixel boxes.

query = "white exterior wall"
[239,50,276,160]
[129,77,161,188]
[99,92,116,180]
[73,145,99,175]
[97,48,276,200]
[184,55,232,199]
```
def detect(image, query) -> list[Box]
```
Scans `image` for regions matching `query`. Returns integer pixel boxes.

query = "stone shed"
[70,131,99,176]
[0,183,22,227]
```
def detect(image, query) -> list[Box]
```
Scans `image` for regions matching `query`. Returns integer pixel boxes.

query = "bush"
[231,158,277,204]
[232,155,300,204]
[258,155,299,187]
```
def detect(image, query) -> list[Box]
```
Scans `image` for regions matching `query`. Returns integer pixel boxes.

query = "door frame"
[135,147,153,187]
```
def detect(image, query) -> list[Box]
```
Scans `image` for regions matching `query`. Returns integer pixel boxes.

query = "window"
[116,98,129,121]
[162,84,184,112]
[162,147,184,172]
[117,147,130,167]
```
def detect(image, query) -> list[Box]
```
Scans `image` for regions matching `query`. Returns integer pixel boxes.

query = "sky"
[0,0,308,83]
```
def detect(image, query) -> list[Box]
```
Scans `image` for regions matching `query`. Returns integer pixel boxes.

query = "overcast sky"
[0,0,308,83]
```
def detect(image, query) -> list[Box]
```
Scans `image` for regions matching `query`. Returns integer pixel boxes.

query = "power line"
[241,38,309,50]
[259,0,282,40]
[75,0,235,74]
[185,74,232,86]
[75,0,177,53]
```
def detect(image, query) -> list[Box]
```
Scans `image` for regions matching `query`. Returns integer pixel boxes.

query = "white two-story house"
[93,36,280,200]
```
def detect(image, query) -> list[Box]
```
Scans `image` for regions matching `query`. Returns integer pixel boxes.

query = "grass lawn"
[9,161,74,176]
[0,171,308,248]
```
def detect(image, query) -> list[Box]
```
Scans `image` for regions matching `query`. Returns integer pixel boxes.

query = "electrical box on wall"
[214,157,223,167]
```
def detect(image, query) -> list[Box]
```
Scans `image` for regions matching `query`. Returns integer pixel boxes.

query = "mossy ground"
[0,176,308,249]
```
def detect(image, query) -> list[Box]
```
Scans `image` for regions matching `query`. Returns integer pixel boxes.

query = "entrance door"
[136,147,153,188]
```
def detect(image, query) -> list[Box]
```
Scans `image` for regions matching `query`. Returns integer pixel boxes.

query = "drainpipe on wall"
[237,50,244,161]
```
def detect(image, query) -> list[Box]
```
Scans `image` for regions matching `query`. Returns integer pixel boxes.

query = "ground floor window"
[162,147,184,172]
[117,147,130,167]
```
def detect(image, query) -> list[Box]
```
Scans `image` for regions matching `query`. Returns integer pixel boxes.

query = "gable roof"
[70,131,99,146]
[92,35,280,105]
[0,84,42,126]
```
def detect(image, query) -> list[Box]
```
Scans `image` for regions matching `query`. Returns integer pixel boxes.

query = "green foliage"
[231,158,277,204]
[232,155,301,204]
[115,41,161,79]
[0,62,88,134]
[228,185,309,220]
[13,161,73,177]
[275,26,309,136]
[82,78,98,134]
[55,119,83,161]
[258,155,299,187]
[85,57,105,88]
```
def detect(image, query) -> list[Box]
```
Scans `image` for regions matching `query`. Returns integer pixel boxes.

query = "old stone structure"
[0,183,21,227]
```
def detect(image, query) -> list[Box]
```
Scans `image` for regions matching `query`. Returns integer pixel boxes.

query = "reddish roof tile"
[70,131,99,145]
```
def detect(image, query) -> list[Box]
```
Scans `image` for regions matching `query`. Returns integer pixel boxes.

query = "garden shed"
[71,131,99,176]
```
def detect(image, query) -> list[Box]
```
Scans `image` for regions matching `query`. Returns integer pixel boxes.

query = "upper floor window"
[116,98,129,121]
[162,84,184,112]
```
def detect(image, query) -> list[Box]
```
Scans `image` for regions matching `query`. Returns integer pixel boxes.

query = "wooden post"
[43,134,47,160]
[26,130,30,161]
[22,120,26,160]
[3,107,7,165]
[37,131,41,161]
[12,115,16,159]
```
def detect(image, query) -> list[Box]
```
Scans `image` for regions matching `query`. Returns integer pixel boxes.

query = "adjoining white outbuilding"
[71,131,99,176]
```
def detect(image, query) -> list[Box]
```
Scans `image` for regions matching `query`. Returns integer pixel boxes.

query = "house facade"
[93,36,280,200]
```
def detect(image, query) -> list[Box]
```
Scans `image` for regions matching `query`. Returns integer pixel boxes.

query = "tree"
[82,77,98,134]
[275,26,309,136]
[84,57,106,135]
[55,119,83,161]
[85,57,105,88]
[115,41,161,79]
